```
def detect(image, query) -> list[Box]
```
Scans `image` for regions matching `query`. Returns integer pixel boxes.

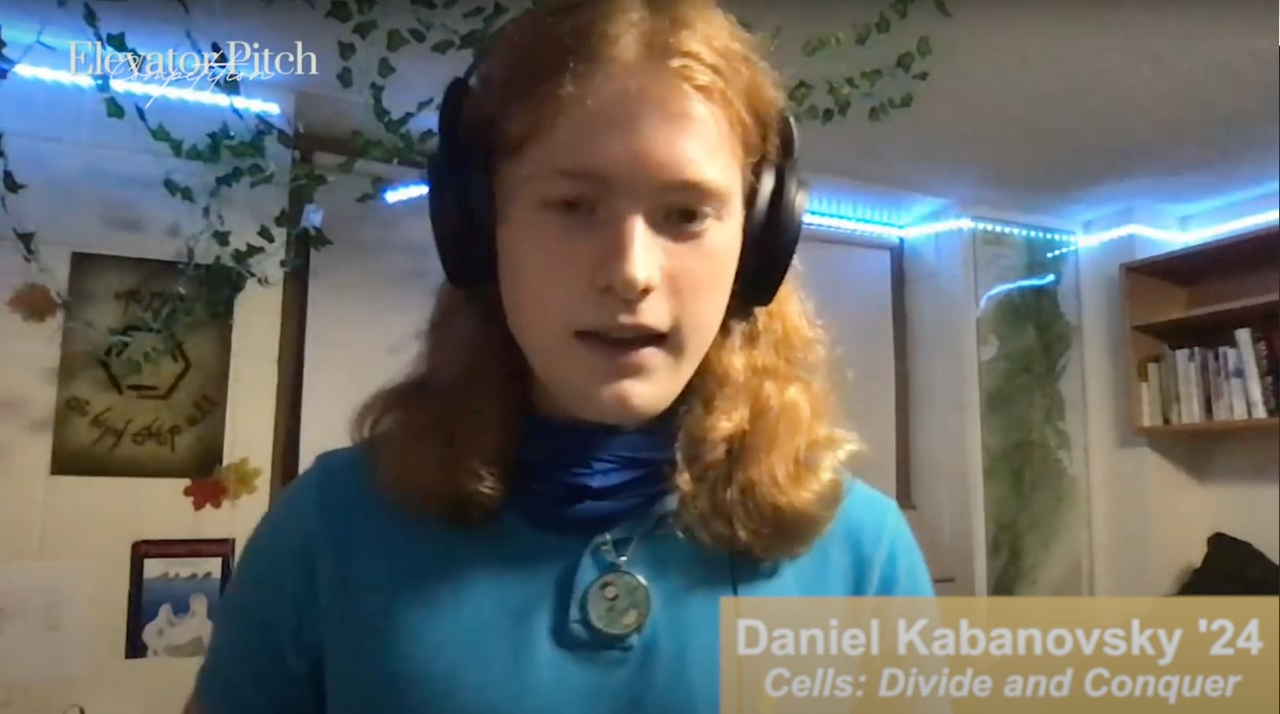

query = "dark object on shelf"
[1175,532,1279,595]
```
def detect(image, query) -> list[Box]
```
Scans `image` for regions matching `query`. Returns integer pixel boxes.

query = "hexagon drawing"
[98,325,192,401]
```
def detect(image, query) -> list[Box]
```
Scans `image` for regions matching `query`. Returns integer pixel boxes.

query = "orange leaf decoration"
[183,476,228,511]
[6,282,60,323]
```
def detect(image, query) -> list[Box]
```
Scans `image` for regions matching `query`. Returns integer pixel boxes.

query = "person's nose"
[593,213,661,303]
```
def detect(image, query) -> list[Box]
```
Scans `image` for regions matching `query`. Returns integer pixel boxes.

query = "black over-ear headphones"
[426,71,810,309]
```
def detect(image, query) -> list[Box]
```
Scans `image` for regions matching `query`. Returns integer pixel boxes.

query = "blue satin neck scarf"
[508,411,678,533]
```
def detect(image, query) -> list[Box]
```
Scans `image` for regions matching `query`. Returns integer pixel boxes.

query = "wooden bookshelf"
[1136,417,1278,437]
[1121,226,1280,436]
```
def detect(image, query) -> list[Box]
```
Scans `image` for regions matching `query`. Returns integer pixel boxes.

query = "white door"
[793,236,899,500]
[793,231,961,591]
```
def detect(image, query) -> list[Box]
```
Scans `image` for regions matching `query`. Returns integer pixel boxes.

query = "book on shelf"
[1139,325,1279,427]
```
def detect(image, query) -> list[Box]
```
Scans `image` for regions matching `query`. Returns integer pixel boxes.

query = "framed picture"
[50,252,234,479]
[124,538,235,659]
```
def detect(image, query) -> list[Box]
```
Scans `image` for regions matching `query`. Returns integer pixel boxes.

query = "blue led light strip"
[383,183,430,203]
[1045,209,1280,257]
[381,181,1279,251]
[978,273,1058,311]
[9,63,283,115]
[10,59,1273,249]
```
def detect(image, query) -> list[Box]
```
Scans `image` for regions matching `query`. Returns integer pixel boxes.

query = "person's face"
[494,62,746,426]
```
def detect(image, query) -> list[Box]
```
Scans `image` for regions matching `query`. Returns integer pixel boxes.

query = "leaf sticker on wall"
[183,475,228,511]
[183,457,262,511]
[220,457,262,501]
[6,282,60,323]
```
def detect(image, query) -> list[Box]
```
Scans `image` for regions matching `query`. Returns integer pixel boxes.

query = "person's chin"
[574,380,680,426]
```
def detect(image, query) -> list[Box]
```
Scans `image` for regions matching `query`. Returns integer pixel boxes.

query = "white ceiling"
[764,0,1280,226]
[3,0,1277,227]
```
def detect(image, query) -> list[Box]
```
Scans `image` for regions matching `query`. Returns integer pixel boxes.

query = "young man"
[189,0,934,711]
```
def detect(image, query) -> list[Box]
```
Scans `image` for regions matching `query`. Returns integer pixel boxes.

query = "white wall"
[0,73,291,713]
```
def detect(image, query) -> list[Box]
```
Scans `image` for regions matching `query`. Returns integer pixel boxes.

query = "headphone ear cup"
[734,162,777,306]
[744,162,806,308]
[758,162,807,301]
[744,161,776,248]
[733,114,808,308]
[428,77,495,288]
[427,149,470,288]
[464,147,497,281]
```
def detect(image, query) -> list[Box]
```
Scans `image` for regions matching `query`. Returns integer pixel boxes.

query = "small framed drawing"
[125,538,235,659]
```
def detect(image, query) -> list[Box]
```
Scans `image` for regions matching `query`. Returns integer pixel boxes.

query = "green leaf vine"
[3,0,955,360]
[1,8,307,360]
[321,0,516,193]
[777,0,952,124]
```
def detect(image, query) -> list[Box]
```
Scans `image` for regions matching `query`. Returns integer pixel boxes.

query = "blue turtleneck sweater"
[194,434,936,714]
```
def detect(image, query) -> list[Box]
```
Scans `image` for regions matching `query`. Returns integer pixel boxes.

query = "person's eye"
[663,205,715,231]
[543,196,596,218]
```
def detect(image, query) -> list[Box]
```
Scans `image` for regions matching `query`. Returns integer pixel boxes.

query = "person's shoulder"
[829,474,909,544]
[282,443,380,511]
[815,473,935,596]
[300,442,377,489]
[243,443,381,550]
[192,448,376,713]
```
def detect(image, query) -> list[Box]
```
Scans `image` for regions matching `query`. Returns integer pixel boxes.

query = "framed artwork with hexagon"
[49,252,232,478]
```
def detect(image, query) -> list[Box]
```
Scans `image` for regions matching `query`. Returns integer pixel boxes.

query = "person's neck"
[507,406,679,534]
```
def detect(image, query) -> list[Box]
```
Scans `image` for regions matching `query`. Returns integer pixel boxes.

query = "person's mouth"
[574,325,670,354]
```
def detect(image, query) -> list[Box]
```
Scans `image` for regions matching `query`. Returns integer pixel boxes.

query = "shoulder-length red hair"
[353,0,858,561]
